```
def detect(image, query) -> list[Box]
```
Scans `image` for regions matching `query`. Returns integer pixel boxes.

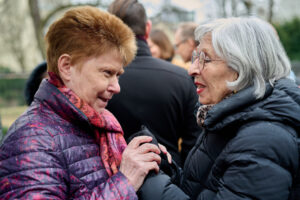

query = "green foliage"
[0,66,13,74]
[273,17,300,61]
[0,125,8,142]
[2,126,8,136]
[0,78,27,107]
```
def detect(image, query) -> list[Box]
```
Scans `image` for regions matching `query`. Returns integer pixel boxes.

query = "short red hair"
[45,6,136,75]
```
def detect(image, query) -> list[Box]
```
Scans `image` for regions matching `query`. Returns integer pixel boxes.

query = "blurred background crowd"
[0,0,299,137]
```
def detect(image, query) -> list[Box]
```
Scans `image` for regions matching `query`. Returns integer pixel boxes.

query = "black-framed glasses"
[191,50,223,71]
[174,39,187,49]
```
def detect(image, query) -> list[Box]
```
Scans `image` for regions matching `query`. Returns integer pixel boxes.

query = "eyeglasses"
[191,50,223,71]
[174,39,187,49]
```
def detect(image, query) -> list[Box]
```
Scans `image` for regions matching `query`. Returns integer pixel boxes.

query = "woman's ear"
[57,54,72,82]
[233,70,239,81]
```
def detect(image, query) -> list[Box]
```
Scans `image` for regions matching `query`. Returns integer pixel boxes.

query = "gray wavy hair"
[195,17,291,99]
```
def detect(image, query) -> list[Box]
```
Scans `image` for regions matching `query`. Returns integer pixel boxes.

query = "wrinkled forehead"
[199,32,212,44]
[197,33,212,50]
[196,33,219,57]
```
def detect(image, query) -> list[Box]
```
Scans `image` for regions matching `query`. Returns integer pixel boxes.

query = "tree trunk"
[243,0,253,16]
[267,0,274,23]
[28,0,45,59]
[231,0,237,16]
[28,0,103,60]
[0,0,28,72]
[222,0,227,17]
[11,42,26,73]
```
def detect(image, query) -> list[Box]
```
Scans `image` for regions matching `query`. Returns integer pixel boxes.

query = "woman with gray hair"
[136,17,300,200]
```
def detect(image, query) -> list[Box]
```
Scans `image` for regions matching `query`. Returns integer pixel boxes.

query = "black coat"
[107,39,201,165]
[139,78,300,200]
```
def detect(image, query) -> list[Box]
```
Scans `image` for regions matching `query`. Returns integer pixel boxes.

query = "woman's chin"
[199,97,214,105]
[92,102,106,114]
[199,96,207,105]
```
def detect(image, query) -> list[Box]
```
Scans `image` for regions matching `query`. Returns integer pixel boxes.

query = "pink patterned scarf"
[48,72,127,176]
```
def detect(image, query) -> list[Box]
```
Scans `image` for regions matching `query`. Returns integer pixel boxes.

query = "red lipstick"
[194,82,205,94]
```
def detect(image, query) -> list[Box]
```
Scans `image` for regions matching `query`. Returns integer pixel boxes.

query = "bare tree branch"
[0,0,28,72]
[242,0,253,16]
[27,0,104,60]
[41,1,103,28]
[28,0,45,59]
[221,0,227,17]
[267,0,274,23]
[231,0,237,17]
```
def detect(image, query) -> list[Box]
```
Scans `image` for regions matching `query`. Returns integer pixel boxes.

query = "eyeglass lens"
[192,51,205,70]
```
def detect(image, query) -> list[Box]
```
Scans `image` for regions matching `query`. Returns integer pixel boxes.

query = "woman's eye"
[204,56,211,63]
[104,70,112,76]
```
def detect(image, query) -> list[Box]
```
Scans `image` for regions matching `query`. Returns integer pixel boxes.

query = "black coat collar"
[136,39,152,57]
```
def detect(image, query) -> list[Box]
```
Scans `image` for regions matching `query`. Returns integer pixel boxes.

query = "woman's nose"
[109,76,121,94]
[188,61,199,77]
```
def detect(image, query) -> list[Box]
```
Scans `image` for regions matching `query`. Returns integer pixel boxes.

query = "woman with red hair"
[0,6,162,199]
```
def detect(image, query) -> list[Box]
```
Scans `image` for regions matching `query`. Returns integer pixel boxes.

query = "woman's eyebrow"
[200,48,212,57]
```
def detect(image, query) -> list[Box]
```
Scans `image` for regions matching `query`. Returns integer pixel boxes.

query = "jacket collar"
[34,79,92,128]
[136,38,152,57]
[205,78,300,132]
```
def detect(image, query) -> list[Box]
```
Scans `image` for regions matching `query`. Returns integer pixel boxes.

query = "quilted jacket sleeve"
[73,171,137,200]
[196,122,298,200]
[137,171,190,200]
[0,126,137,200]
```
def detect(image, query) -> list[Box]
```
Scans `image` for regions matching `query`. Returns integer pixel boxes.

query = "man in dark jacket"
[107,0,201,166]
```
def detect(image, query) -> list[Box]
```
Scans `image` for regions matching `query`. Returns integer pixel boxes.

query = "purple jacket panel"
[0,80,137,200]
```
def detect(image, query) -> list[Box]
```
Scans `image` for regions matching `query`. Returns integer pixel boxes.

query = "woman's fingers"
[127,136,161,155]
[141,151,161,164]
[138,142,161,154]
[120,136,164,191]
[127,136,153,148]
[120,149,160,191]
[147,161,160,174]
[125,143,161,163]
[158,143,172,164]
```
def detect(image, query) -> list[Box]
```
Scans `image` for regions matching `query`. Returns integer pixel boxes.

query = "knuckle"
[153,152,161,160]
[146,152,159,161]
[152,161,159,169]
[140,142,151,149]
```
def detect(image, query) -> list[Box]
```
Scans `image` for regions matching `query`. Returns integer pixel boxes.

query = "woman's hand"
[120,136,161,191]
[158,143,172,164]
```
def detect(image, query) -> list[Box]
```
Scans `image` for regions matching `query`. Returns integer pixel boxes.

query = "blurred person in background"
[135,17,300,200]
[148,29,189,70]
[107,0,201,167]
[24,61,47,105]
[0,6,163,199]
[174,22,199,69]
[147,29,174,62]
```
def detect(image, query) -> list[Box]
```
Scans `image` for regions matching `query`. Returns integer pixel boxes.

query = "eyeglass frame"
[191,50,224,71]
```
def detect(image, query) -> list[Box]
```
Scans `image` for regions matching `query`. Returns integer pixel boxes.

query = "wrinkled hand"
[120,136,161,191]
[158,143,172,164]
